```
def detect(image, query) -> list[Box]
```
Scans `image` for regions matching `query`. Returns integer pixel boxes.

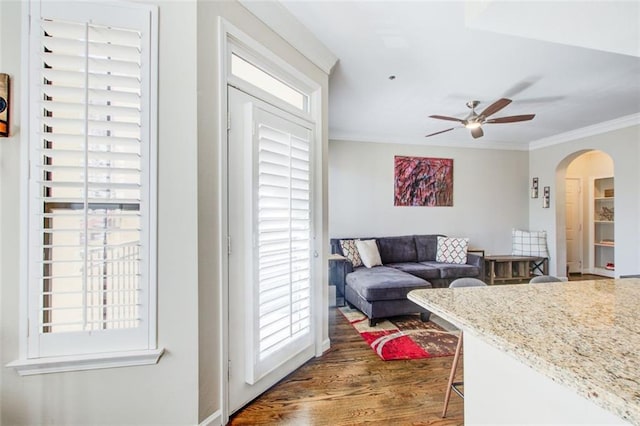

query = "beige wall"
[529,125,640,276]
[1,1,201,424]
[0,0,328,425]
[329,140,530,255]
[195,1,329,423]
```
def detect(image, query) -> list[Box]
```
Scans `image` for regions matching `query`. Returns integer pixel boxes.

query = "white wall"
[329,140,529,255]
[529,125,640,277]
[0,2,16,425]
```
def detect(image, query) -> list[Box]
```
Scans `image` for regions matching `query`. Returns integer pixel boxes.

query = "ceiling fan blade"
[425,128,455,137]
[486,114,536,124]
[429,115,464,123]
[480,98,512,118]
[471,127,484,139]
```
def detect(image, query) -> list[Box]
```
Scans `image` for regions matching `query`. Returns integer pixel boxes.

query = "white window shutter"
[27,1,157,358]
[247,106,313,383]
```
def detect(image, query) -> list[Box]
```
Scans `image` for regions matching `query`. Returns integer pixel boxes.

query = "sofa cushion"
[377,235,418,264]
[386,262,440,280]
[346,266,431,301]
[421,261,480,279]
[340,239,363,267]
[436,236,469,264]
[512,229,549,258]
[414,234,442,262]
[356,239,383,268]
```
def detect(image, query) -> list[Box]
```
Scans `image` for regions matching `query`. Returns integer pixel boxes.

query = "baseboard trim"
[322,338,331,354]
[199,410,222,426]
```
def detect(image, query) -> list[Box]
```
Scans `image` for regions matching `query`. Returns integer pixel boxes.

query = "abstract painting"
[394,156,453,206]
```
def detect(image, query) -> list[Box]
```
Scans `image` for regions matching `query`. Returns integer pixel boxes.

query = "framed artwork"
[394,156,453,206]
[531,177,539,198]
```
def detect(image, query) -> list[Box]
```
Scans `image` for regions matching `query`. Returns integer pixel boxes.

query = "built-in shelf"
[591,176,615,277]
[594,267,615,278]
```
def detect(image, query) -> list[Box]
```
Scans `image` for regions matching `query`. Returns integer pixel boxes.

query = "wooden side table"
[484,255,549,285]
[329,254,347,306]
[468,248,485,258]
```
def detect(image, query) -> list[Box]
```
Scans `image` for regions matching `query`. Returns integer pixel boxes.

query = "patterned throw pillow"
[340,239,363,267]
[436,236,469,264]
[355,239,383,268]
[512,229,549,258]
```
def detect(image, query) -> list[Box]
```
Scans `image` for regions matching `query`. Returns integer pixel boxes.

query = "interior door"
[565,178,583,274]
[227,86,315,413]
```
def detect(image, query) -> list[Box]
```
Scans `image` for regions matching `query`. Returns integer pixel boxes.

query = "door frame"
[216,18,325,423]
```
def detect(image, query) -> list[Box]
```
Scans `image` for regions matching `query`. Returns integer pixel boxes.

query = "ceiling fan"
[426,98,535,139]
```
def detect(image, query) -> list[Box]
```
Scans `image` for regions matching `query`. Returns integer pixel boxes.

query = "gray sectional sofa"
[330,234,483,326]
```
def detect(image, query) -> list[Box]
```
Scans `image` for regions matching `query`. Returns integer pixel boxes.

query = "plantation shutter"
[248,107,313,383]
[28,2,156,358]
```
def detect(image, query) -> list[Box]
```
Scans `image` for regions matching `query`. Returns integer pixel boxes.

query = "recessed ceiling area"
[280,1,640,148]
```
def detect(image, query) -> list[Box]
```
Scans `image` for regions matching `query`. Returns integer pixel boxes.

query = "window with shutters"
[10,1,161,374]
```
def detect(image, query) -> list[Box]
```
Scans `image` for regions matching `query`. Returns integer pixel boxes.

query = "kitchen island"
[408,279,639,425]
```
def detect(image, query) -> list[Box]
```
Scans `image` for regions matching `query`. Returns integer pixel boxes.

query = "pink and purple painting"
[394,156,453,206]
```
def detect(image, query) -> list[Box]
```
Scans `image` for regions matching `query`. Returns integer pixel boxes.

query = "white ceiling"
[280,1,640,149]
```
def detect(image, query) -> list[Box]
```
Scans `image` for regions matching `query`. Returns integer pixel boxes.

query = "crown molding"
[238,0,338,75]
[329,133,531,151]
[330,113,640,152]
[528,113,640,150]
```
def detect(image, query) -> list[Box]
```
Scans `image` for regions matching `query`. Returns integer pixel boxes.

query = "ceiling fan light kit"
[426,98,535,139]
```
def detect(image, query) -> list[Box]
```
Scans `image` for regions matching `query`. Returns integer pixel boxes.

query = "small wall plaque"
[531,177,539,198]
[0,73,9,137]
[543,186,550,208]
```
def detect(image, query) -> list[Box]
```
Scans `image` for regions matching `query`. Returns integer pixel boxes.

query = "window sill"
[6,348,165,376]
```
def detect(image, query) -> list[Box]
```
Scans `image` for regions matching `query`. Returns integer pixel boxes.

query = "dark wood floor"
[229,308,463,425]
[229,273,608,425]
[568,273,610,281]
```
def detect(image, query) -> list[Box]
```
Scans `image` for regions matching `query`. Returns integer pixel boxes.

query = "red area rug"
[339,307,459,361]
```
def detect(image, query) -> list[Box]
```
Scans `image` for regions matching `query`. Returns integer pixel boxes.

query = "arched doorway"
[555,150,615,278]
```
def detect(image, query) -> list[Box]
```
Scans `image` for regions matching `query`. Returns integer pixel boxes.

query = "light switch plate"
[0,73,10,137]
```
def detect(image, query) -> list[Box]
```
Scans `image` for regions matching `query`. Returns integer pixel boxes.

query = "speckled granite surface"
[408,279,640,424]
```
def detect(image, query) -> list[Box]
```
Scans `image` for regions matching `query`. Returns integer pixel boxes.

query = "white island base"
[464,332,628,425]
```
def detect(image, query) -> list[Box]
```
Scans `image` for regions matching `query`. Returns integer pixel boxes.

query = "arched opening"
[555,150,615,278]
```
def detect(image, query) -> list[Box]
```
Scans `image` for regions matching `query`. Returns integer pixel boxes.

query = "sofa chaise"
[330,234,483,326]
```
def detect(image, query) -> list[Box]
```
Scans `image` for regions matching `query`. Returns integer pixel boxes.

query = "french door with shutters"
[227,86,315,412]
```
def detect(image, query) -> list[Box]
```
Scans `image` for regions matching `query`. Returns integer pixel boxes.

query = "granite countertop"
[408,279,640,424]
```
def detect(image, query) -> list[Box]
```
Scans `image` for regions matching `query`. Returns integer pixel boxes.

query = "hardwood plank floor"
[229,308,463,425]
[229,275,607,425]
[569,273,610,281]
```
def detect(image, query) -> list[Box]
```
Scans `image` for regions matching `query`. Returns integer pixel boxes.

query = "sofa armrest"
[466,253,483,267]
[467,253,484,280]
